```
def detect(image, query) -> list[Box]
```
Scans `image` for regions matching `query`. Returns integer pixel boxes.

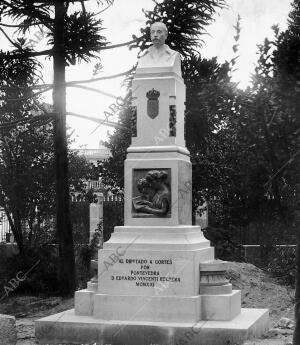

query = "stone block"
[75,290,95,316]
[0,314,16,345]
[87,280,98,292]
[132,74,186,148]
[97,246,214,297]
[200,283,232,295]
[93,294,201,322]
[89,201,103,241]
[35,308,269,345]
[201,290,241,321]
[199,260,229,271]
[124,154,192,227]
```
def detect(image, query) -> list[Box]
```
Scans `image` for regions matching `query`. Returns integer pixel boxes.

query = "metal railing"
[85,180,103,190]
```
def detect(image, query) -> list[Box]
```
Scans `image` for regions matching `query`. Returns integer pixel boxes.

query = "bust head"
[150,22,168,49]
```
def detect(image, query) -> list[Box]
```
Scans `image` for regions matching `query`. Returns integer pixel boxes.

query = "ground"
[0,262,295,345]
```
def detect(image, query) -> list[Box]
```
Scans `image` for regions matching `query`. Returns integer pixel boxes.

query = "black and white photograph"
[0,1,299,344]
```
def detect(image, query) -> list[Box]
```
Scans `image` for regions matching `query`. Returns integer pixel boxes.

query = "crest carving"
[146,89,160,119]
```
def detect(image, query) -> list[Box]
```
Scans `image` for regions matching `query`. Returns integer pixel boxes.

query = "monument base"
[35,308,269,345]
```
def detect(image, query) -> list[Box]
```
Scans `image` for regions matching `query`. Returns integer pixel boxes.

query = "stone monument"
[36,22,269,345]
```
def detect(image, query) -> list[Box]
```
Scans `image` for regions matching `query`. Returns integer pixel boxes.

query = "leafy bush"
[0,245,59,296]
[76,221,103,289]
[265,246,296,287]
[203,226,245,262]
[103,200,123,241]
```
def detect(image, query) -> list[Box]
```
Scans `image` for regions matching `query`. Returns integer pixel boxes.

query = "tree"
[0,52,54,256]
[271,2,300,344]
[0,0,116,295]
[266,1,300,342]
[0,0,227,295]
[0,121,93,255]
[183,54,236,210]
[133,0,226,57]
[0,50,94,256]
[99,4,299,257]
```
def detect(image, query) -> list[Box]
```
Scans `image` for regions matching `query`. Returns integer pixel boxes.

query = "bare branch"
[67,111,129,130]
[264,150,300,187]
[3,49,53,60]
[0,83,52,91]
[0,68,135,92]
[66,67,135,85]
[68,84,118,100]
[0,114,54,129]
[32,98,53,118]
[1,36,139,60]
[0,87,52,102]
[0,22,44,28]
[80,0,87,15]
[101,38,140,50]
[0,27,19,49]
[94,0,114,16]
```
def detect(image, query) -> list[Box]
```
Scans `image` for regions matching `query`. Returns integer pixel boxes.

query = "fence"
[103,195,124,241]
[70,194,124,243]
[0,194,124,244]
[0,208,11,242]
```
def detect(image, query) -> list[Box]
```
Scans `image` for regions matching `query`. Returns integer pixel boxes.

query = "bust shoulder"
[137,44,181,76]
[148,44,179,57]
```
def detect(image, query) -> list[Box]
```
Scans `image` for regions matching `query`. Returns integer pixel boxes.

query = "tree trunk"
[53,0,76,297]
[293,149,300,344]
[293,48,300,345]
[6,209,25,257]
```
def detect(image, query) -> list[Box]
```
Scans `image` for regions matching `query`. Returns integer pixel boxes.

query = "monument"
[36,22,269,345]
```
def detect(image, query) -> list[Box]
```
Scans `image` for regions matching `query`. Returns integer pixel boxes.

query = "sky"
[1,0,293,149]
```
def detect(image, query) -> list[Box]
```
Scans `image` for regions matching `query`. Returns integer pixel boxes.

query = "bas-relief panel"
[132,169,171,218]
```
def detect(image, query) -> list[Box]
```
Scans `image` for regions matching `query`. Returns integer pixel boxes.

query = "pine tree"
[0,0,129,296]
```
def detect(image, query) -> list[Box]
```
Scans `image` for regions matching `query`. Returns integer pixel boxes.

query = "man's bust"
[136,22,182,76]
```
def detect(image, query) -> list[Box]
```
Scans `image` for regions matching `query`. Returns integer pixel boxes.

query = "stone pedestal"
[36,308,269,345]
[0,314,16,345]
[89,225,214,323]
[35,38,269,345]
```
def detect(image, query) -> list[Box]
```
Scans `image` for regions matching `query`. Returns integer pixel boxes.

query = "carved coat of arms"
[146,89,160,119]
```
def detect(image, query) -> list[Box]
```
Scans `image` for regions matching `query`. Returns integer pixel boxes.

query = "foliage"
[48,11,107,65]
[134,0,226,58]
[103,200,124,242]
[0,106,93,257]
[98,2,299,259]
[0,54,93,256]
[265,246,296,287]
[71,200,91,289]
[77,221,104,289]
[0,244,59,295]
[96,94,132,190]
[276,1,300,343]
[0,1,108,65]
[0,52,53,255]
[98,0,230,194]
[69,152,95,193]
[203,226,244,262]
[183,54,237,210]
[0,0,113,295]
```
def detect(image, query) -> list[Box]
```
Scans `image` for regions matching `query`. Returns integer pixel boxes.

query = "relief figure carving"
[132,170,171,217]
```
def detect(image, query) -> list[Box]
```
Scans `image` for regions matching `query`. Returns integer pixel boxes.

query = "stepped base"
[35,308,269,345]
[75,290,241,322]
